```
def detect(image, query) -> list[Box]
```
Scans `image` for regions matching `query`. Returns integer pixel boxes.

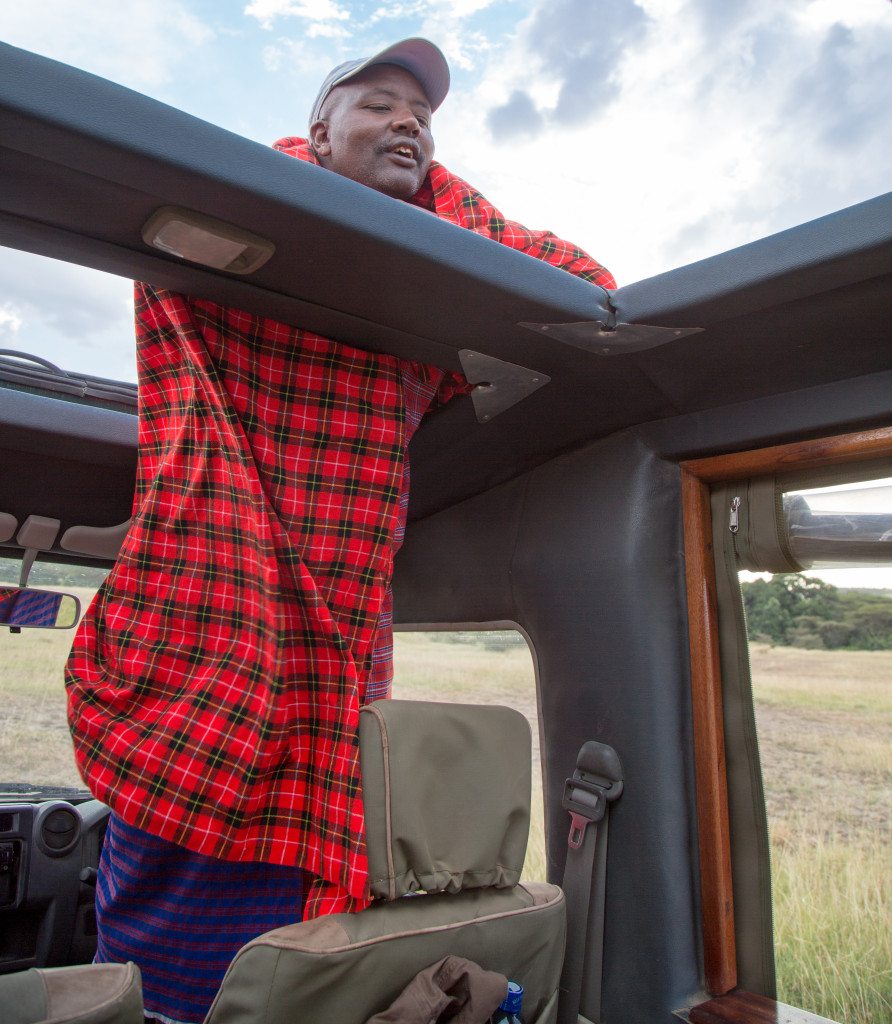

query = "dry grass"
[0,618,84,787]
[749,643,891,1023]
[391,632,546,882]
[392,633,539,709]
[749,644,891,845]
[772,837,891,1023]
[749,643,892,713]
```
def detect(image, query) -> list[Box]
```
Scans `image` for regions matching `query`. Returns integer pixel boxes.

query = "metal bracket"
[458,349,551,423]
[518,320,704,355]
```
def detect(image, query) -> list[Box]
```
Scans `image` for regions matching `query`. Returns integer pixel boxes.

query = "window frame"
[679,425,892,997]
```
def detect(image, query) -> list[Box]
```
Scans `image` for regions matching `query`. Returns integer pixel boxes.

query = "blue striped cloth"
[95,813,311,1024]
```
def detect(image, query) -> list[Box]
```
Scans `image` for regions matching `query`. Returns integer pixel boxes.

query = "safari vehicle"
[1,39,890,1024]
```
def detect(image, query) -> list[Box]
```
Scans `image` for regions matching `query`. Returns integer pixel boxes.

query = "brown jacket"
[366,956,508,1024]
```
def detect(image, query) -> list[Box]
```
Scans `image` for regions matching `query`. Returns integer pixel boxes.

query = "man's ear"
[309,119,332,159]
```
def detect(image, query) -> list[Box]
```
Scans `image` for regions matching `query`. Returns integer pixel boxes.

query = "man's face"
[310,64,435,200]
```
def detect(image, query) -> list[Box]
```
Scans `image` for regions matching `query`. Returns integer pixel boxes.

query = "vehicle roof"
[1,40,891,530]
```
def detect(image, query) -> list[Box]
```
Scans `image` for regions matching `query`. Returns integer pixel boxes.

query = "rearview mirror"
[0,586,81,629]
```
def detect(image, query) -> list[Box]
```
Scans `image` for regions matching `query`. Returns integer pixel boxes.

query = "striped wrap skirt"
[94,813,312,1024]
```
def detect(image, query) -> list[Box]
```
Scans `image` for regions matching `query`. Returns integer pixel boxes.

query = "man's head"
[308,38,449,201]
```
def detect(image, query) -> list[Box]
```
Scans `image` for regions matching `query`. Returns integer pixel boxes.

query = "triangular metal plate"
[518,320,704,355]
[459,349,551,423]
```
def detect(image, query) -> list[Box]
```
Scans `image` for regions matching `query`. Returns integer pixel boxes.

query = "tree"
[846,604,892,650]
[740,573,892,650]
[818,620,856,649]
[772,574,842,621]
[743,580,790,643]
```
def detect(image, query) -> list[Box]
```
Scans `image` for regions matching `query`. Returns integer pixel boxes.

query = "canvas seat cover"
[0,962,143,1024]
[205,701,567,1024]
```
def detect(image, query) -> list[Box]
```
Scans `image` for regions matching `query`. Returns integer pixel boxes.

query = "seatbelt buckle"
[563,778,608,849]
[562,741,624,849]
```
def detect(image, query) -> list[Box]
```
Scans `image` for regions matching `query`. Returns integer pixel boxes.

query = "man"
[66,39,615,1024]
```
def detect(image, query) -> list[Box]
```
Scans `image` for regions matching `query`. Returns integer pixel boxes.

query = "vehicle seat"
[205,700,566,1024]
[0,962,143,1024]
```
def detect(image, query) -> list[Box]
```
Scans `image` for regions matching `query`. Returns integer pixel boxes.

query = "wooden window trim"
[690,989,840,1024]
[680,425,892,996]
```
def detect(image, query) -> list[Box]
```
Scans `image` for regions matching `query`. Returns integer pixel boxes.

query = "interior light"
[141,207,275,274]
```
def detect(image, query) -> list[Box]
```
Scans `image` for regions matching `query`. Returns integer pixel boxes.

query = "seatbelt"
[556,741,624,1024]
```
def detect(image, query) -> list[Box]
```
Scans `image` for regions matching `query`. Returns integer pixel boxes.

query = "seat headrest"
[359,700,532,901]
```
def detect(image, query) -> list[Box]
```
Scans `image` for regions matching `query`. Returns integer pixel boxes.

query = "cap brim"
[355,38,450,113]
[310,37,449,126]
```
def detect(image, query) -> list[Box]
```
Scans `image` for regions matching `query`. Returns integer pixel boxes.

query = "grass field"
[747,643,891,1024]
[1,624,888,1022]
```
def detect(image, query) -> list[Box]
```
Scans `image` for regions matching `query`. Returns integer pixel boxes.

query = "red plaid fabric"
[66,138,614,915]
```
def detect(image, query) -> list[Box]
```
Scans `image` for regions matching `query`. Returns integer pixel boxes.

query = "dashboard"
[0,788,108,972]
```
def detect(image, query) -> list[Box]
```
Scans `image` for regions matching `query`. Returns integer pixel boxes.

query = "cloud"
[363,0,500,71]
[529,0,649,124]
[434,0,892,289]
[306,20,354,38]
[685,0,766,40]
[0,305,24,340]
[259,35,346,81]
[1,0,214,91]
[481,0,650,137]
[369,2,424,16]
[0,250,136,381]
[245,0,351,30]
[371,0,496,15]
[487,89,544,140]
[783,22,889,149]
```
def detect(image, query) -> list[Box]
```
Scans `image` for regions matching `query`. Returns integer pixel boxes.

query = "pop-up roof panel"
[1,41,890,521]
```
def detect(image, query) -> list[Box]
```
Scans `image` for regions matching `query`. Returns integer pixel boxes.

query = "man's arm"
[422,162,616,289]
[486,215,616,289]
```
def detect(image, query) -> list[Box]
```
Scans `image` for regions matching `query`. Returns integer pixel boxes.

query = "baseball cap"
[309,38,450,127]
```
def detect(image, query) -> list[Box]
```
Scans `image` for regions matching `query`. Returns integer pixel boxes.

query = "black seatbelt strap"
[556,741,623,1024]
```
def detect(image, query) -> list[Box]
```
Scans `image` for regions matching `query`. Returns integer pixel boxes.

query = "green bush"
[818,620,857,649]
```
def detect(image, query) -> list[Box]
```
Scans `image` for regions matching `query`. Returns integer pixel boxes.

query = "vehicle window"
[392,629,545,881]
[0,557,107,794]
[737,477,891,1023]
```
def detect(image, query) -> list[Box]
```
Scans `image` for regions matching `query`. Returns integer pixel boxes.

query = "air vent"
[36,803,80,856]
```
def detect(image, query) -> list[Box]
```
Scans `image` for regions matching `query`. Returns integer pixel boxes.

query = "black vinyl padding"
[0,388,136,461]
[407,267,892,517]
[394,431,701,1022]
[641,369,892,463]
[0,389,136,548]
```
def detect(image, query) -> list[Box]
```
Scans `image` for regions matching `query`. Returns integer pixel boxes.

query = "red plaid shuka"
[66,138,614,915]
